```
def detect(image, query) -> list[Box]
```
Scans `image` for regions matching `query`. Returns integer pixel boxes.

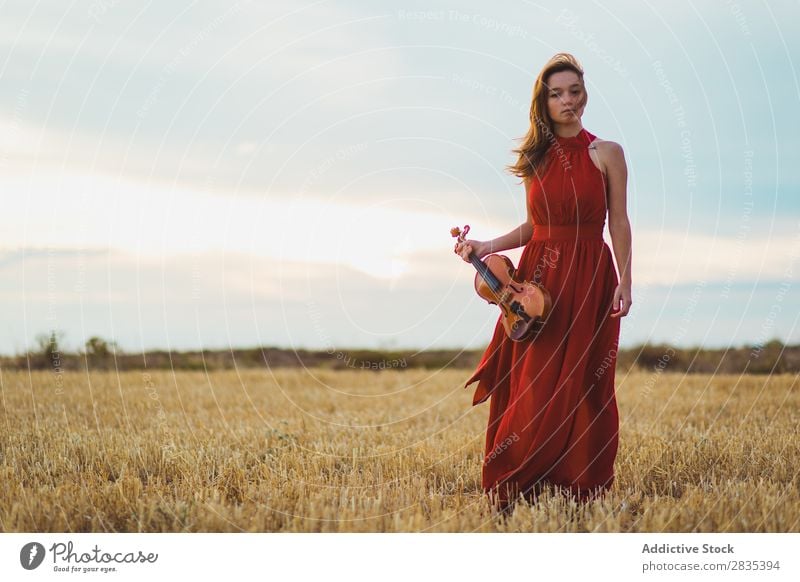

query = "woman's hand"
[454,239,490,262]
[610,283,632,318]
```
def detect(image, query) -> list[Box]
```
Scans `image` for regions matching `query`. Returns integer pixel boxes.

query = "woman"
[454,53,632,511]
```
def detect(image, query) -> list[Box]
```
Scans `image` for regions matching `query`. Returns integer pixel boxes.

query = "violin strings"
[460,233,521,310]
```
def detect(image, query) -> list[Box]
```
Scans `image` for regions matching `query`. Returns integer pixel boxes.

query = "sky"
[1,0,799,354]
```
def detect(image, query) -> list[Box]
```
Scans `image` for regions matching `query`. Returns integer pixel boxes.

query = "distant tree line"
[2,331,798,375]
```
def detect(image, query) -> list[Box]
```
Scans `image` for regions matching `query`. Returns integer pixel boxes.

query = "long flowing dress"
[464,127,621,507]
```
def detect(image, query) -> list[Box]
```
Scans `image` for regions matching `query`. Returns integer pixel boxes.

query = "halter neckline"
[555,128,585,140]
[554,128,590,150]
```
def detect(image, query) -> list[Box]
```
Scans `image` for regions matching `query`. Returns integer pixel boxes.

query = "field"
[1,368,798,532]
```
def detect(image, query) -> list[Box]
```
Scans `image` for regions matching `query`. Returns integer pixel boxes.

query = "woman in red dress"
[454,53,633,511]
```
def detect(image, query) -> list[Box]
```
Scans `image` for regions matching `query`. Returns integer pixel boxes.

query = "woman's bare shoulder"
[589,137,624,155]
[589,138,625,172]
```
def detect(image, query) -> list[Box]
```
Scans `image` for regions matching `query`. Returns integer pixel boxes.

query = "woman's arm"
[486,222,533,253]
[601,141,632,316]
[487,178,534,252]
[454,179,534,261]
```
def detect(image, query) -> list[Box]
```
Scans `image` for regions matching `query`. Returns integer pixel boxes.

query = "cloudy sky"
[1,0,798,354]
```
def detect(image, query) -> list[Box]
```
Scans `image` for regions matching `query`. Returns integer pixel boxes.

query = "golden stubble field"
[0,368,798,532]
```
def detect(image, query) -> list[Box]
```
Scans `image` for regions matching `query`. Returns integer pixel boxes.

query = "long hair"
[506,53,587,180]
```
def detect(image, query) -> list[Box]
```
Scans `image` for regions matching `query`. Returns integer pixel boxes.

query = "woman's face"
[545,70,586,125]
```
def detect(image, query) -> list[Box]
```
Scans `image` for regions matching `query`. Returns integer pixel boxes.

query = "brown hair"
[506,53,587,180]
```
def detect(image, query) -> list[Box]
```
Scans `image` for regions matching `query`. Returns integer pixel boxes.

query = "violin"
[451,225,552,342]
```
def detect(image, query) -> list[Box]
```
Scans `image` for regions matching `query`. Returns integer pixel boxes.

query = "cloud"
[2,157,799,287]
[4,240,798,355]
[633,224,800,286]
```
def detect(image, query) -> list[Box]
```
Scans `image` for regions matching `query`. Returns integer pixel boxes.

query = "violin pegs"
[450,224,470,241]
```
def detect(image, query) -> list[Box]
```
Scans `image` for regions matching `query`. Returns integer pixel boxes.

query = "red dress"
[464,127,621,507]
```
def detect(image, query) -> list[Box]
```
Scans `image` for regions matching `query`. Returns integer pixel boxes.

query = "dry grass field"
[1,368,798,532]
